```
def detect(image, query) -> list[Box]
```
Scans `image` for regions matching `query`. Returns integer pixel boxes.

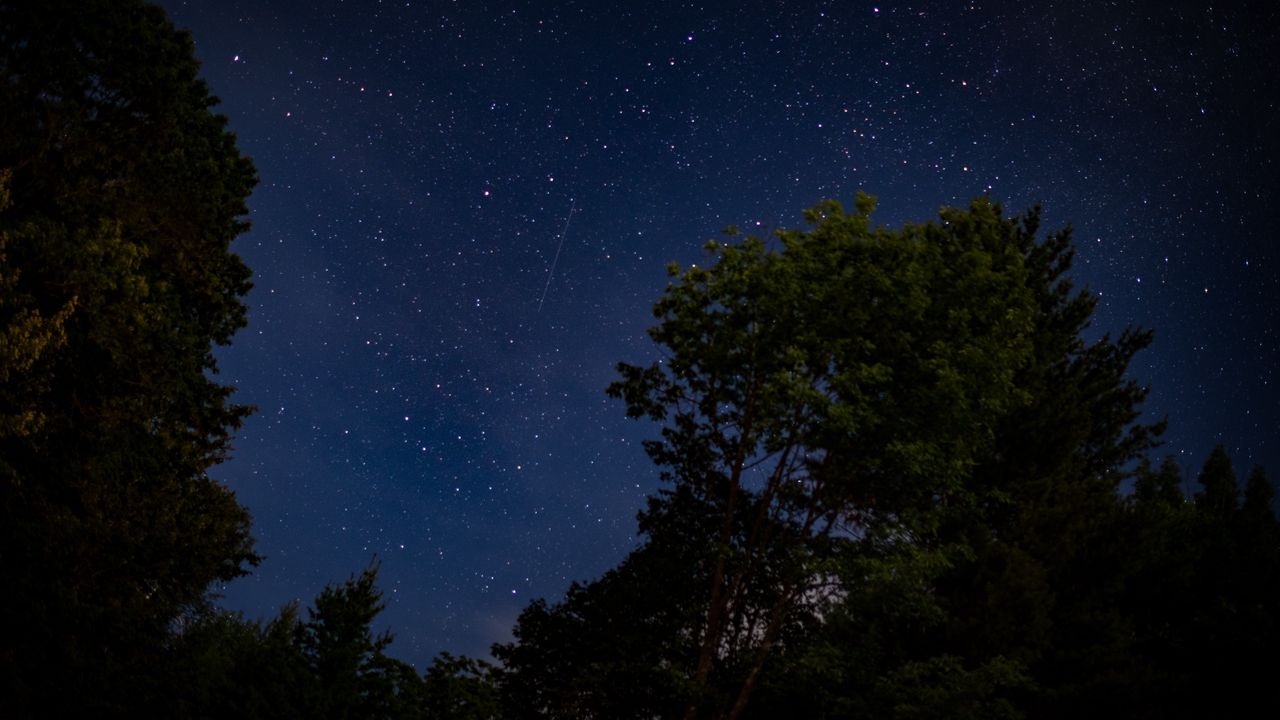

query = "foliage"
[164,562,486,719]
[493,493,713,718]
[615,194,1044,718]
[422,652,504,720]
[496,192,1280,720]
[166,603,315,718]
[923,201,1164,718]
[733,202,1166,719]
[1,0,258,711]
[502,194,1044,718]
[1194,444,1239,514]
[1,3,511,716]
[297,563,423,718]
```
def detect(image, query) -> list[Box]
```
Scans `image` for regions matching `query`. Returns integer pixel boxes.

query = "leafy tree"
[165,603,317,719]
[495,491,714,718]
[164,561,447,719]
[0,170,76,438]
[501,193,1201,720]
[742,199,1166,719]
[1,0,258,711]
[597,193,1045,719]
[422,652,503,720]
[297,562,425,719]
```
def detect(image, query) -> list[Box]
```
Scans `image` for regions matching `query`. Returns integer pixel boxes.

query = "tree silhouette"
[1194,444,1239,514]
[1,0,258,711]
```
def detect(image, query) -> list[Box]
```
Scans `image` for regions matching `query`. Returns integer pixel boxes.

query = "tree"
[422,652,503,720]
[297,562,425,719]
[1194,444,1238,514]
[1,0,258,711]
[1133,455,1186,509]
[1232,463,1280,710]
[602,193,1042,719]
[494,492,715,718]
[165,604,317,719]
[499,192,1280,718]
[742,197,1166,719]
[162,561,444,719]
[1110,451,1280,718]
[929,207,1164,719]
[1242,464,1275,524]
[0,170,76,438]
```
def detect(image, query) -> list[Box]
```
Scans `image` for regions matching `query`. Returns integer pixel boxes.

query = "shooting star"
[537,198,576,312]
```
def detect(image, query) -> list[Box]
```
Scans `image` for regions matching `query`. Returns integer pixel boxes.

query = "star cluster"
[156,0,1278,667]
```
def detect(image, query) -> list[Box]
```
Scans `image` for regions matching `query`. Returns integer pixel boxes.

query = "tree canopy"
[495,195,1279,719]
[601,193,1045,718]
[1,0,258,711]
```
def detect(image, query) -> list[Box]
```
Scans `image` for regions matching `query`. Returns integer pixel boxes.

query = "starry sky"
[155,0,1278,668]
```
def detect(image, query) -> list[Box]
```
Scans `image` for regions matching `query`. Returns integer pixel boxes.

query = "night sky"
[155,0,1277,668]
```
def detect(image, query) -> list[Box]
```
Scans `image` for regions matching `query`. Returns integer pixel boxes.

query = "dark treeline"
[2,1,1276,718]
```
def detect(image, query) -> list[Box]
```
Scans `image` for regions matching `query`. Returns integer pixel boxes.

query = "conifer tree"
[1194,444,1239,514]
[1242,464,1275,523]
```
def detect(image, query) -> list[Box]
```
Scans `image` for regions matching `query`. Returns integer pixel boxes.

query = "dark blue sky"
[156,0,1277,668]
